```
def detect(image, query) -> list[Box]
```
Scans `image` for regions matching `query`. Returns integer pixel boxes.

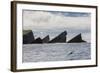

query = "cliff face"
[49,31,67,43]
[23,30,34,44]
[67,33,86,43]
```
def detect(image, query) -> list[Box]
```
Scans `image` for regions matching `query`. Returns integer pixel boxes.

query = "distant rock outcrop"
[67,33,86,43]
[42,35,50,43]
[32,37,43,44]
[23,30,86,44]
[23,30,34,44]
[49,31,67,43]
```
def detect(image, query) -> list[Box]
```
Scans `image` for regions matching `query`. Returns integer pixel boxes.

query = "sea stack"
[42,35,50,43]
[67,33,86,43]
[32,37,43,44]
[49,31,67,43]
[23,30,34,44]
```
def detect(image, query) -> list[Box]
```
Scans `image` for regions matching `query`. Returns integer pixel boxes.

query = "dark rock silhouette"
[49,31,67,43]
[32,37,43,44]
[23,30,34,44]
[23,30,68,44]
[67,33,86,43]
[23,30,86,44]
[42,35,50,43]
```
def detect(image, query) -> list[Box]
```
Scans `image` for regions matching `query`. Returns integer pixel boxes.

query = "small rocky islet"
[23,30,86,44]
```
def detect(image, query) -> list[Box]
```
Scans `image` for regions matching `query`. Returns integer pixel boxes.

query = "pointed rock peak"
[32,37,43,44]
[42,35,50,43]
[43,35,49,38]
[43,35,50,39]
[49,31,67,43]
[36,37,42,40]
[67,33,86,43]
[77,33,81,36]
[60,31,67,35]
[64,31,67,34]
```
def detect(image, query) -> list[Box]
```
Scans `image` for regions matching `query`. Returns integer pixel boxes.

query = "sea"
[22,43,91,62]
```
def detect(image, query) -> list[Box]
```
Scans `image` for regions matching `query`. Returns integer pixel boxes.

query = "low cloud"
[23,10,91,30]
[23,10,91,42]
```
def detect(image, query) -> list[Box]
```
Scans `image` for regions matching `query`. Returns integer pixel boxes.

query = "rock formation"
[49,31,67,43]
[32,37,43,44]
[23,30,34,44]
[42,35,50,43]
[23,30,86,44]
[67,33,86,43]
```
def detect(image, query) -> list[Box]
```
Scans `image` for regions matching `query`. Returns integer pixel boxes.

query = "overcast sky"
[23,10,91,42]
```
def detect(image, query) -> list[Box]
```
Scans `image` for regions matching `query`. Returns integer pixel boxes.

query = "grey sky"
[23,10,91,42]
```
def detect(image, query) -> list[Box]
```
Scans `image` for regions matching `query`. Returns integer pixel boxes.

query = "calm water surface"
[22,43,91,62]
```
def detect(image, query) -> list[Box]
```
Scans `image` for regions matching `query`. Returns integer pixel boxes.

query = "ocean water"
[22,43,91,62]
